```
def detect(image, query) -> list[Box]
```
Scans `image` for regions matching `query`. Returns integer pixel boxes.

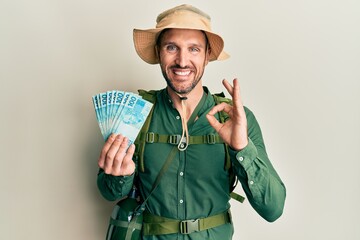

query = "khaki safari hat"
[133,4,229,64]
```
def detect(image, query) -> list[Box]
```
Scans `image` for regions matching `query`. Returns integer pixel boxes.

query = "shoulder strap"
[212,93,245,203]
[134,89,157,172]
[212,92,232,170]
[135,146,178,214]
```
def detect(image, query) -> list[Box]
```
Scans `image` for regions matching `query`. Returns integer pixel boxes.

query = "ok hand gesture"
[206,79,248,151]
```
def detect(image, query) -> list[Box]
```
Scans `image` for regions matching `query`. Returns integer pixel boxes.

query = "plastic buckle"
[206,134,216,144]
[146,132,155,143]
[180,219,199,234]
[178,136,188,151]
[168,135,181,145]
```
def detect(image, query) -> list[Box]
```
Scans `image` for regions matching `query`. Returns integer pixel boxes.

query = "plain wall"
[1,0,359,239]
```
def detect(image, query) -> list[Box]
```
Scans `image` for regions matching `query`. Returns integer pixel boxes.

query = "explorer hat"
[133,4,229,64]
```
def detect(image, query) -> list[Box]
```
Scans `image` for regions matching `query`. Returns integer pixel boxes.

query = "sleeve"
[97,169,135,201]
[229,107,286,222]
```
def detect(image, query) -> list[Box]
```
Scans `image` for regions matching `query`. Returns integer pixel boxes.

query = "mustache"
[170,64,193,70]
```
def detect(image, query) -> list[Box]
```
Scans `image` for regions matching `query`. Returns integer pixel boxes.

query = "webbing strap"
[143,210,231,235]
[230,192,245,203]
[137,146,178,214]
[134,90,157,172]
[109,217,142,230]
[142,132,224,145]
[126,215,141,240]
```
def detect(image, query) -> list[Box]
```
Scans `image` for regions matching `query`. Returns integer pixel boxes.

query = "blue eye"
[166,45,177,52]
[190,47,200,52]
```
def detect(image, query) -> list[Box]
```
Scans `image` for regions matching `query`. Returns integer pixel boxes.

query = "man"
[97,4,286,239]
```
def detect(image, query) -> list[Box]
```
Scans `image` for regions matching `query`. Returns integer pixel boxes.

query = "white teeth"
[174,71,191,76]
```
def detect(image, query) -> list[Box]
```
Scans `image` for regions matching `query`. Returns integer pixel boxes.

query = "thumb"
[206,113,223,132]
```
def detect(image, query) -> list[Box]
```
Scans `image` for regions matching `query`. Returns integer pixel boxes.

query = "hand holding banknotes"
[92,90,153,176]
[98,134,135,176]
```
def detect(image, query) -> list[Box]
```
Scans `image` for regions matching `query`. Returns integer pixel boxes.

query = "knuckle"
[98,159,104,169]
[107,134,115,142]
[113,155,123,165]
[100,147,108,157]
[105,154,113,163]
[104,167,111,175]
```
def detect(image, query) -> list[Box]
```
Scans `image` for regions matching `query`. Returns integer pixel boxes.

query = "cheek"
[159,56,173,69]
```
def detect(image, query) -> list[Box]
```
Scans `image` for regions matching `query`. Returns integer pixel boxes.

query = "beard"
[161,64,205,95]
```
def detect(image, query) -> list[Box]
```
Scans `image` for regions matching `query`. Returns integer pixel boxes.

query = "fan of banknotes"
[92,90,153,144]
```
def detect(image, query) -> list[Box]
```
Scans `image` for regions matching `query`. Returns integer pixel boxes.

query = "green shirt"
[97,87,286,240]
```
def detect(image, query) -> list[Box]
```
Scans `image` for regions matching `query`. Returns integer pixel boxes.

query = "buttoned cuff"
[229,138,258,171]
[105,173,134,194]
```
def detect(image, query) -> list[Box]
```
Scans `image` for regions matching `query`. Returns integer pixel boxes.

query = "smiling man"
[97,4,286,240]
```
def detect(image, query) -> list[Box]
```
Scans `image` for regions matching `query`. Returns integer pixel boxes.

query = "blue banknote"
[92,95,105,137]
[110,91,131,136]
[92,90,153,143]
[112,94,152,145]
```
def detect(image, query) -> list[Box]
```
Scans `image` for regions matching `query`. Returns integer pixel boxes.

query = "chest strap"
[143,210,232,235]
[140,132,224,145]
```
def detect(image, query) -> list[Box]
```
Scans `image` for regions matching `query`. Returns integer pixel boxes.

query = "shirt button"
[180,199,184,204]
[249,180,254,185]
[176,116,180,120]
[180,172,184,176]
[238,156,244,162]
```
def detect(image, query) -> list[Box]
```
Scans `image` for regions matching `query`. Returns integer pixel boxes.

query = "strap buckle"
[168,135,181,145]
[146,132,155,143]
[206,134,216,144]
[180,219,199,234]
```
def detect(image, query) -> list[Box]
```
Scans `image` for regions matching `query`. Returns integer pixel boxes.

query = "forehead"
[158,28,207,46]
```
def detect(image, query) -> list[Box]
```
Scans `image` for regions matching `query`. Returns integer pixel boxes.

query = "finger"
[121,144,136,176]
[103,135,124,173]
[112,140,135,176]
[222,79,234,96]
[206,113,224,132]
[110,136,129,172]
[115,136,129,161]
[232,78,242,107]
[207,102,227,116]
[229,79,245,119]
[208,102,233,118]
[98,134,117,169]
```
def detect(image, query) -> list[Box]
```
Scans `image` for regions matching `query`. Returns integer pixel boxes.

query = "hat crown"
[155,4,212,31]
[156,4,211,23]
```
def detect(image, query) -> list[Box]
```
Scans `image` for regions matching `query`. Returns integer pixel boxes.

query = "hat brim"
[133,28,229,64]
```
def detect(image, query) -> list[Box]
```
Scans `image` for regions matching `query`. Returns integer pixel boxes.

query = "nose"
[175,49,189,68]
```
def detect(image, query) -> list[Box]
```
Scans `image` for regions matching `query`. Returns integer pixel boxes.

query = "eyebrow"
[162,41,205,49]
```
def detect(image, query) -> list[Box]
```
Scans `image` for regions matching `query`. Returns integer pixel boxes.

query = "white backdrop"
[1,0,359,239]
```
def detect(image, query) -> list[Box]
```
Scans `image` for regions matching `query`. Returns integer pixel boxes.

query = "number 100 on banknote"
[92,90,153,145]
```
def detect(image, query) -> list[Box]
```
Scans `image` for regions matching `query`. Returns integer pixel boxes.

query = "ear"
[205,46,211,65]
[154,45,160,62]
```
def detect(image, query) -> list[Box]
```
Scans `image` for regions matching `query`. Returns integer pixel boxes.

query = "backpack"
[133,89,245,203]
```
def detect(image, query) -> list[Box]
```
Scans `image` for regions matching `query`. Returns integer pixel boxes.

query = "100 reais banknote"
[92,90,153,145]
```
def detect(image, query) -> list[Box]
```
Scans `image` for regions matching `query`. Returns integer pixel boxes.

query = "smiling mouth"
[174,70,191,76]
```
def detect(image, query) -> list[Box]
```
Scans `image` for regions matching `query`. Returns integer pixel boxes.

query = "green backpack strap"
[212,92,245,203]
[134,89,157,172]
[212,92,232,170]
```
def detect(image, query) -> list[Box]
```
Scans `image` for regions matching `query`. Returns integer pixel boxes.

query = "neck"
[167,84,204,120]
